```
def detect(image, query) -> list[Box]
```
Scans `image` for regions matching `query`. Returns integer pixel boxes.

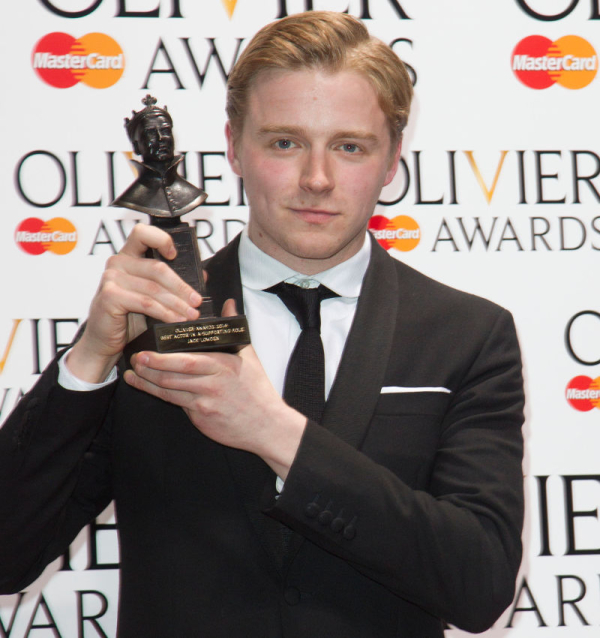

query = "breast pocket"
[360,391,451,488]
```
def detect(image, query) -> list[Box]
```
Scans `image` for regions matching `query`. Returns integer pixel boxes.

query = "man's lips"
[290,208,340,223]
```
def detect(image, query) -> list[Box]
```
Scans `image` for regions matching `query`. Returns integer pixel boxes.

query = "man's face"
[226,68,401,275]
[136,114,174,163]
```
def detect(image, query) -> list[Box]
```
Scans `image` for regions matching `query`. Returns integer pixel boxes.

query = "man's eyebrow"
[257,125,381,144]
[257,125,307,137]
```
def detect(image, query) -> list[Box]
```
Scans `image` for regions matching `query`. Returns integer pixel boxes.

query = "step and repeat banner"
[1,1,599,636]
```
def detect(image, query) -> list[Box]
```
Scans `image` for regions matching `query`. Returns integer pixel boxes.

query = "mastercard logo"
[566,375,600,412]
[32,32,124,89]
[512,35,597,90]
[15,218,77,255]
[368,215,420,252]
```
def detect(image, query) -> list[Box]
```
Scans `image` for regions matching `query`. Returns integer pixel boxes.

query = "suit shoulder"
[388,254,512,325]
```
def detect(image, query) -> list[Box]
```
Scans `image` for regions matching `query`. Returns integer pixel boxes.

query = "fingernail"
[138,353,149,366]
[190,292,202,307]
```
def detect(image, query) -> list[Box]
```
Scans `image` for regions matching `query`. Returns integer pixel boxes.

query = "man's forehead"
[241,67,390,143]
[142,114,171,128]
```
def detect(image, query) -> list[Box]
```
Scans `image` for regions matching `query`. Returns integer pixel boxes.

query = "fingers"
[96,223,203,325]
[101,255,201,322]
[125,351,226,403]
[120,223,177,261]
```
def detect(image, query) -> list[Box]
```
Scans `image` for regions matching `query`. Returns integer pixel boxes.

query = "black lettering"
[505,577,547,627]
[0,591,25,638]
[141,39,184,90]
[0,388,11,423]
[198,152,230,205]
[115,219,140,244]
[535,151,566,204]
[58,546,74,572]
[432,219,459,251]
[557,575,589,625]
[388,38,416,86]
[514,0,579,21]
[181,38,244,88]
[571,150,600,203]
[77,591,109,638]
[24,595,62,637]
[592,216,600,250]
[536,476,552,555]
[559,216,586,250]
[530,217,552,251]
[223,219,245,245]
[496,218,524,251]
[116,0,159,17]
[237,177,246,207]
[50,319,80,356]
[276,0,313,18]
[106,152,117,203]
[457,217,497,250]
[87,517,120,570]
[39,0,102,18]
[448,151,458,204]
[195,219,215,255]
[16,151,66,208]
[563,475,600,554]
[414,151,443,204]
[517,150,527,204]
[71,152,102,207]
[354,0,411,19]
[565,310,600,366]
[89,221,118,255]
[31,319,41,375]
[378,157,409,206]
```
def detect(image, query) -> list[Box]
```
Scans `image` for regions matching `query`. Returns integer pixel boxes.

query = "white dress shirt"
[59,228,371,405]
[238,228,370,400]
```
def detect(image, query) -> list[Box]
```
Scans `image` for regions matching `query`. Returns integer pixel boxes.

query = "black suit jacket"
[0,236,525,637]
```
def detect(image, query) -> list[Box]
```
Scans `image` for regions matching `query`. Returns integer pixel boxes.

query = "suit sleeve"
[0,354,116,594]
[266,308,524,633]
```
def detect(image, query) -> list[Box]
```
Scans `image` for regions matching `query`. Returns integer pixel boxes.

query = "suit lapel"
[205,235,283,574]
[283,238,401,565]
[203,234,245,314]
[321,236,399,448]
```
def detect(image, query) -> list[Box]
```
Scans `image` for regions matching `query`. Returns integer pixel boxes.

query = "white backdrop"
[1,1,599,636]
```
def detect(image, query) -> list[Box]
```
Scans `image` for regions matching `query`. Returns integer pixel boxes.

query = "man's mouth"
[290,208,339,223]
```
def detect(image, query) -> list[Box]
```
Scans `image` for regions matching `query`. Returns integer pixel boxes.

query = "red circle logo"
[565,376,600,412]
[368,215,421,252]
[15,218,78,255]
[32,32,125,89]
[512,35,597,90]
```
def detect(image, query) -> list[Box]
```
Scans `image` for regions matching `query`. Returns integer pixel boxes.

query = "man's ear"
[132,139,141,157]
[383,139,402,187]
[225,121,242,177]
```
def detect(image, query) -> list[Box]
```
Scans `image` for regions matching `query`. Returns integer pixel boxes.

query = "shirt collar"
[239,226,371,299]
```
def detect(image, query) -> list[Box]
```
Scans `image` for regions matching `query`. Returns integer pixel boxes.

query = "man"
[0,11,525,637]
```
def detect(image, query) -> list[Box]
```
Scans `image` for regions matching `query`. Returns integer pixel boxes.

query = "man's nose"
[299,150,334,193]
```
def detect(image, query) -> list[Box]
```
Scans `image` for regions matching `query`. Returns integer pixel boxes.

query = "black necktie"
[266,282,338,423]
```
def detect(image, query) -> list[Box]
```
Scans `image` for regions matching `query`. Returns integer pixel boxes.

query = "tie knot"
[266,282,337,330]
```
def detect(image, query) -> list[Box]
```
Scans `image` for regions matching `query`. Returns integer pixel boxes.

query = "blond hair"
[226,11,413,145]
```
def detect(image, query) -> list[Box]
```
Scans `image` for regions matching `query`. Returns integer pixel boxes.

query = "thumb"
[221,298,238,317]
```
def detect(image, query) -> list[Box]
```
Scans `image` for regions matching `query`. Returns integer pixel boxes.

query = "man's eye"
[274,139,295,150]
[340,143,360,153]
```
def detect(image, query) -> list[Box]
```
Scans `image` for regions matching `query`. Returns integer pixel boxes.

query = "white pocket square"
[381,386,451,394]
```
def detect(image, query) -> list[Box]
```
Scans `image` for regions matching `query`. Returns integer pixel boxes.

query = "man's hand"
[123,300,307,478]
[67,224,202,384]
